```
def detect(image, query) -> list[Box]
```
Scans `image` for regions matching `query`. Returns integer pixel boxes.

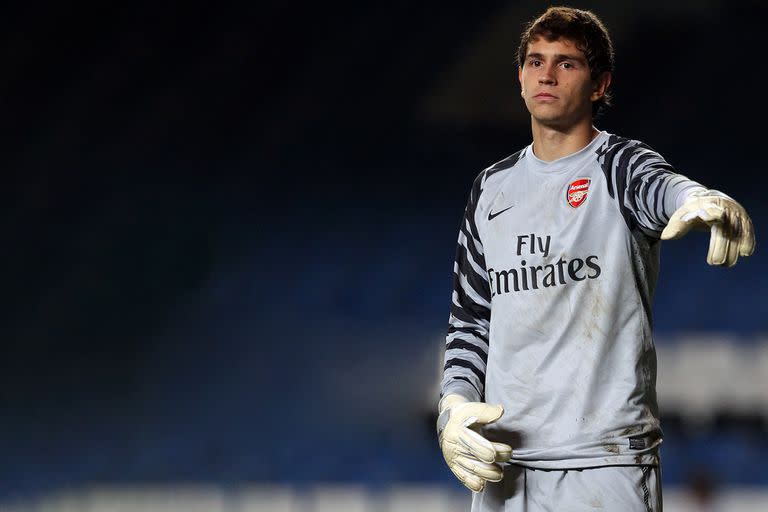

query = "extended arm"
[599,136,755,266]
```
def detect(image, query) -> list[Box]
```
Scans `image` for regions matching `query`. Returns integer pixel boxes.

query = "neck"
[530,118,598,162]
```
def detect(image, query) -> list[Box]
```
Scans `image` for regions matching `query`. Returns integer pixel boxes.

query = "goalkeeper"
[438,6,754,512]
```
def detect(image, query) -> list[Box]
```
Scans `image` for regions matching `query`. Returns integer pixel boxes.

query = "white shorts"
[471,464,661,512]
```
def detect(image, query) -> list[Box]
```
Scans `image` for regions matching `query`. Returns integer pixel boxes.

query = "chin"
[531,108,584,130]
[532,114,570,130]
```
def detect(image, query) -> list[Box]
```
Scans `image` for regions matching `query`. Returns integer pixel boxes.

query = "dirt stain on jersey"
[583,282,608,341]
[620,426,642,436]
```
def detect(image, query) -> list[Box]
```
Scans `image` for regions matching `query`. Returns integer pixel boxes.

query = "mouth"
[533,93,557,99]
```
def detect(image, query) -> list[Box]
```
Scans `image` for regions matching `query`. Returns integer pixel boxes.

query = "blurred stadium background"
[1,1,766,511]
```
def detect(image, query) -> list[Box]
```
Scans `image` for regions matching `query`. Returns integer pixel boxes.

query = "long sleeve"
[597,136,705,237]
[440,173,492,403]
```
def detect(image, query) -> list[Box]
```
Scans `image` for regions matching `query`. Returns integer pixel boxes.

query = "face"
[518,37,609,129]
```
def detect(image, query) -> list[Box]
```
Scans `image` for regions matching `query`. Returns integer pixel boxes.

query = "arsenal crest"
[567,178,591,208]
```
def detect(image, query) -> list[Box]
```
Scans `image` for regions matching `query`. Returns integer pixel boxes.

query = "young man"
[437,6,754,512]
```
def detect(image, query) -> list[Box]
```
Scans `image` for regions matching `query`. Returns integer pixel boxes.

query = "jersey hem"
[506,452,659,470]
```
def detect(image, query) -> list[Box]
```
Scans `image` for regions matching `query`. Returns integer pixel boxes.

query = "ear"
[518,66,523,90]
[591,71,612,101]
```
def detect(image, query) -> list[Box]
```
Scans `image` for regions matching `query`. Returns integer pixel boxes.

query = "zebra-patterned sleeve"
[440,172,492,403]
[597,135,706,237]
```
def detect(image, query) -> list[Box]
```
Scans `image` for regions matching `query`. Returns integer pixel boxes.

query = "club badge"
[567,178,591,208]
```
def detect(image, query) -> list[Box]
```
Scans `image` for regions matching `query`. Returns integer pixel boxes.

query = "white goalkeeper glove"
[661,190,755,267]
[436,394,512,492]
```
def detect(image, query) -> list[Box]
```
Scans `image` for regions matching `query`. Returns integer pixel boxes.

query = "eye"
[560,62,574,69]
[529,59,542,67]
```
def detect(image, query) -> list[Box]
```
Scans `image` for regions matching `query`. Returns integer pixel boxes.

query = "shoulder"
[595,133,658,161]
[470,148,526,199]
[595,133,666,172]
[484,148,527,177]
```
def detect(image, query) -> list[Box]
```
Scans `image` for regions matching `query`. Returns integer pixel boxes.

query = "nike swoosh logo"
[488,205,515,221]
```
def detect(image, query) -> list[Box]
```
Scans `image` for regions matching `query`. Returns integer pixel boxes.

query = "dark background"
[1,0,766,502]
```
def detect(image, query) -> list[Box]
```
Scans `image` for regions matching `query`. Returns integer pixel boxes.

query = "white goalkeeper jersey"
[441,130,705,469]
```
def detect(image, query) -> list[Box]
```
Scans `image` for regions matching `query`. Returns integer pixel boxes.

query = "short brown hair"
[517,7,615,117]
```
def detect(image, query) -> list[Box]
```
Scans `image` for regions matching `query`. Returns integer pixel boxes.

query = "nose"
[538,65,556,85]
[538,74,555,85]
